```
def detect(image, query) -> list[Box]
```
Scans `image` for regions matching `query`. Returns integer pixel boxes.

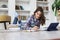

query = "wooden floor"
[0,30,60,40]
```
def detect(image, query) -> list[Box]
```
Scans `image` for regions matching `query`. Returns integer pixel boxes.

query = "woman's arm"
[26,19,31,27]
[31,26,39,31]
[31,22,40,31]
[25,16,33,30]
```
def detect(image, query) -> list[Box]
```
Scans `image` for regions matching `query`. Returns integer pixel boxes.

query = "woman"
[26,7,46,31]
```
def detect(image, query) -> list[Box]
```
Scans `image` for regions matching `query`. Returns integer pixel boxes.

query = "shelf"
[46,19,49,20]
[44,10,49,13]
[0,8,8,11]
[16,10,30,12]
[0,0,8,2]
[37,1,48,4]
[21,20,27,22]
[16,0,29,3]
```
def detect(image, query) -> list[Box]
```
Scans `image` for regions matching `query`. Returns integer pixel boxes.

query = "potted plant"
[52,0,60,16]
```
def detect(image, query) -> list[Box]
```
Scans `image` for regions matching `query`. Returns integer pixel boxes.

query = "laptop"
[46,23,59,31]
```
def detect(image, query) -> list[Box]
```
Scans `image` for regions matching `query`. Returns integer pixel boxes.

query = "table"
[0,21,10,30]
[0,30,60,40]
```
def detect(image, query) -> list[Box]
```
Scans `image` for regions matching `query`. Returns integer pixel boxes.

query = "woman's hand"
[31,26,39,31]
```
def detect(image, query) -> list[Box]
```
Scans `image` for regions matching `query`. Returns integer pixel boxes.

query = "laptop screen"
[47,23,59,31]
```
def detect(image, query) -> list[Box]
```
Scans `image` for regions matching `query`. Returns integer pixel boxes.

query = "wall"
[48,0,57,23]
[44,0,57,26]
[8,0,15,24]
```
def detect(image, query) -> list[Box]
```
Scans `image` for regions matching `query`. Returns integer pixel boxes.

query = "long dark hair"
[34,7,46,25]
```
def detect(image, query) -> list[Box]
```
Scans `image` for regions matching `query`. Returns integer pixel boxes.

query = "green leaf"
[52,0,60,16]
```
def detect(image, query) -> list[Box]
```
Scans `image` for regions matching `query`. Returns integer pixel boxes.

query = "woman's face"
[35,11,42,19]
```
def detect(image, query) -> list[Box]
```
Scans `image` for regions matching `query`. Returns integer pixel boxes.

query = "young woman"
[26,7,46,31]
